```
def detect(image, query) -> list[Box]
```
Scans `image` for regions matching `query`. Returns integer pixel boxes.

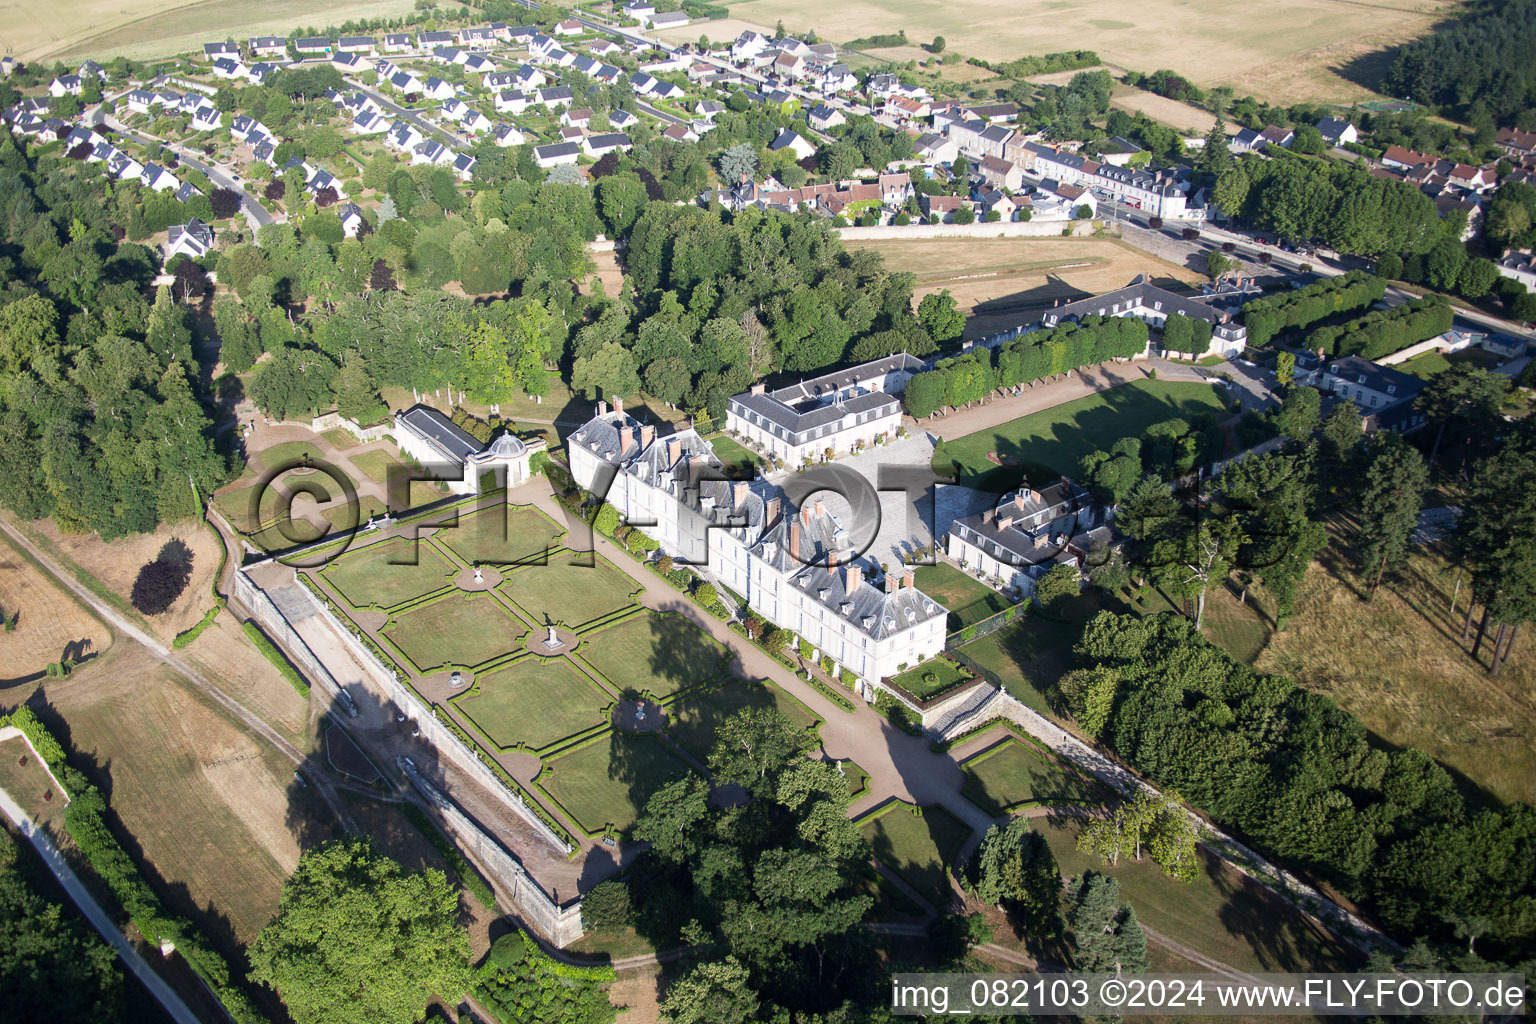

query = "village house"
[978,155,1023,191]
[533,141,581,167]
[1319,355,1428,432]
[337,35,376,54]
[382,33,414,53]
[945,481,1099,599]
[165,218,214,264]
[1316,116,1358,147]
[293,37,331,56]
[1037,274,1247,359]
[338,202,366,237]
[248,36,286,56]
[921,194,967,222]
[769,127,816,160]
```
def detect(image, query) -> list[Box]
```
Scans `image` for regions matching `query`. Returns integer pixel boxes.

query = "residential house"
[452,153,477,180]
[609,108,638,130]
[662,123,699,143]
[912,132,959,165]
[731,30,769,61]
[174,180,202,205]
[589,39,623,57]
[139,163,178,192]
[554,19,583,36]
[191,105,222,131]
[975,184,1017,220]
[1229,127,1264,153]
[382,33,414,52]
[293,37,331,55]
[125,89,156,113]
[536,86,573,109]
[387,121,425,151]
[768,128,815,160]
[48,75,82,97]
[418,30,455,47]
[491,123,526,147]
[431,46,466,64]
[584,132,632,157]
[164,218,214,263]
[338,202,366,237]
[350,110,391,134]
[458,26,496,48]
[337,35,376,54]
[1316,116,1358,146]
[411,140,451,166]
[533,141,581,167]
[978,155,1023,191]
[211,57,244,79]
[1381,144,1434,172]
[1319,355,1428,432]
[877,172,912,206]
[203,41,239,58]
[248,36,287,56]
[494,90,529,114]
[1096,136,1143,167]
[422,76,456,100]
[622,0,656,20]
[461,109,491,134]
[388,69,426,95]
[1497,127,1536,159]
[230,115,269,141]
[561,107,594,128]
[920,194,966,222]
[1260,125,1295,149]
[1498,250,1536,290]
[963,102,1019,123]
[819,64,858,93]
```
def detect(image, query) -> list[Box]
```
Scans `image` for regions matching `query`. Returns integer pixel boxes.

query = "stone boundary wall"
[834,220,1095,241]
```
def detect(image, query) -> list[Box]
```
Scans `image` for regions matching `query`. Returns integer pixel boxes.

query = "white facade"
[393,406,546,495]
[568,399,949,692]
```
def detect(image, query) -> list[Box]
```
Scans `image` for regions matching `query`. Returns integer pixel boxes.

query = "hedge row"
[1241,271,1387,346]
[0,707,265,1024]
[171,600,224,649]
[241,620,309,696]
[398,801,497,911]
[1306,294,1454,359]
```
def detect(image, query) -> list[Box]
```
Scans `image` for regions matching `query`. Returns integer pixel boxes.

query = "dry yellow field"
[5,0,417,62]
[853,236,1202,339]
[721,0,1464,97]
[0,531,111,681]
[1110,86,1217,135]
[46,644,323,941]
[23,517,222,643]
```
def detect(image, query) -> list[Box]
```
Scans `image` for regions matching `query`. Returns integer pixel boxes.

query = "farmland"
[10,0,417,62]
[718,0,1462,100]
[849,237,1201,340]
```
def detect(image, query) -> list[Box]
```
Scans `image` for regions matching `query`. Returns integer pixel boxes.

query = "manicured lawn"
[708,433,759,475]
[213,480,328,552]
[914,563,1013,630]
[1034,817,1358,974]
[887,656,974,700]
[859,802,973,909]
[384,593,524,672]
[538,732,697,835]
[321,536,454,610]
[455,656,613,752]
[350,448,406,485]
[933,379,1228,489]
[435,505,563,567]
[955,591,1117,717]
[502,555,639,629]
[321,428,361,450]
[960,737,1105,815]
[577,613,731,699]
[667,679,820,761]
[258,441,325,473]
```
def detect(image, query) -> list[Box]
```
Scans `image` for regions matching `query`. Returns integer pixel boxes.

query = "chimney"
[828,549,839,568]
[902,568,914,591]
[665,436,680,464]
[618,425,633,452]
[998,515,1014,531]
[885,573,899,595]
[813,499,824,517]
[789,520,802,561]
[845,564,862,593]
[613,396,624,413]
[597,400,609,416]
[765,496,781,526]
[732,481,748,507]
[640,423,656,447]
[800,505,811,527]
[750,382,766,395]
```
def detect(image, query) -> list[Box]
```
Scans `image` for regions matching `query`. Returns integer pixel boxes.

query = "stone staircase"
[926,684,1001,740]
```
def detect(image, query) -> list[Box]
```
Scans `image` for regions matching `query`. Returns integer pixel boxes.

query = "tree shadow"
[643,612,734,702]
[1209,848,1362,972]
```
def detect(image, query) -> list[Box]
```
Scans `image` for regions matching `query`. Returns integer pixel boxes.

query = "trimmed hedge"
[241,620,309,696]
[1241,271,1386,346]
[172,600,224,649]
[1305,294,1454,359]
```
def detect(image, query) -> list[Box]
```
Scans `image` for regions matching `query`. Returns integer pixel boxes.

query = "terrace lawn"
[914,563,1013,630]
[384,593,524,673]
[955,591,1118,717]
[434,505,563,567]
[1033,817,1358,974]
[502,556,639,629]
[577,612,731,699]
[539,732,697,835]
[933,379,1228,490]
[350,448,406,485]
[321,536,454,610]
[959,737,1105,816]
[668,679,820,761]
[708,433,760,475]
[455,656,613,752]
[887,657,973,700]
[258,441,325,473]
[859,803,972,909]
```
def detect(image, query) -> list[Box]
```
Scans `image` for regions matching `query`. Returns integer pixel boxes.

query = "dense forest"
[1382,0,1536,125]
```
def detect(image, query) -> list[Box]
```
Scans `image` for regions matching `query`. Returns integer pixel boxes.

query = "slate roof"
[397,405,481,462]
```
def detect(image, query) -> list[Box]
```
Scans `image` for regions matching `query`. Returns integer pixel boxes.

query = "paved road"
[0,784,203,1024]
[0,517,356,834]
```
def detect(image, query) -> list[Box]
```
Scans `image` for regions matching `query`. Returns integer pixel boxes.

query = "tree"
[1458,443,1536,673]
[248,838,472,1024]
[331,350,387,425]
[1357,431,1428,597]
[1068,873,1146,974]
[130,555,192,615]
[210,187,242,219]
[718,142,758,184]
[971,818,1063,938]
[1205,248,1233,279]
[659,956,759,1024]
[1034,562,1080,610]
[916,289,964,343]
[1272,385,1321,442]
[1275,350,1295,386]
[572,341,640,400]
[930,35,946,53]
[1059,666,1119,738]
[250,346,337,420]
[1415,364,1509,473]
[707,708,811,798]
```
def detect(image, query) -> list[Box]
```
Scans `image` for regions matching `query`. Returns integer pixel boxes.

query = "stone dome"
[485,432,526,458]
